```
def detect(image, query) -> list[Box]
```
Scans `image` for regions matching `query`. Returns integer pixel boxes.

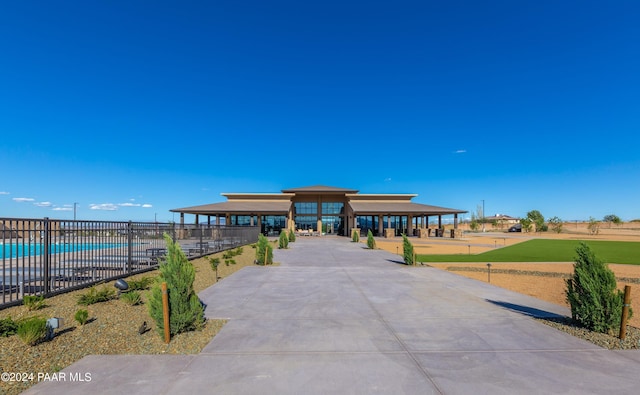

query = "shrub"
[0,317,18,337]
[17,317,47,346]
[352,229,359,242]
[278,230,289,249]
[288,228,296,242]
[148,234,204,338]
[366,230,376,249]
[74,309,89,326]
[402,234,414,265]
[209,257,220,282]
[23,295,46,311]
[77,286,116,306]
[548,216,563,234]
[566,242,631,333]
[120,291,143,306]
[128,277,154,291]
[255,234,273,265]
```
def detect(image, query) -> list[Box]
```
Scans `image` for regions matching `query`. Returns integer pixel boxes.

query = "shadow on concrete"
[386,259,408,265]
[487,299,566,319]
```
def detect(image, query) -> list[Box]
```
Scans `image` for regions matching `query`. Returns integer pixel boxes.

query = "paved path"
[25,237,640,394]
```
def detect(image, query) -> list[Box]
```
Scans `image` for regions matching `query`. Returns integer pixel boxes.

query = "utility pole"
[482,199,485,232]
[73,202,78,221]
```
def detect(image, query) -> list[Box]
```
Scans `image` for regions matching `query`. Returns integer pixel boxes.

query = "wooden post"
[619,285,632,340]
[162,282,170,344]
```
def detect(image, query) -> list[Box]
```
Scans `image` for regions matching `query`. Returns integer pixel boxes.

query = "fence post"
[127,221,133,274]
[43,217,51,294]
[199,223,204,252]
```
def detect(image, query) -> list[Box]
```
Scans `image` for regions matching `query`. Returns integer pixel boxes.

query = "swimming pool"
[0,242,129,259]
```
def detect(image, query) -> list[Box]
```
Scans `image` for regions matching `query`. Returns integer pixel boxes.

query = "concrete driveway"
[24,237,640,394]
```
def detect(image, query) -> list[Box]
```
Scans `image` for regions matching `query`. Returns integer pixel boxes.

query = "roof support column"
[378,215,384,236]
[454,213,458,229]
[438,215,442,229]
[408,215,414,235]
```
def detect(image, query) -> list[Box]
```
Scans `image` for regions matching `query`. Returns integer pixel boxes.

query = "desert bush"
[366,230,376,249]
[120,291,143,306]
[352,229,360,242]
[148,234,204,338]
[77,286,116,306]
[17,316,47,346]
[0,316,18,337]
[402,234,414,265]
[587,217,600,235]
[23,295,46,311]
[128,277,154,291]
[74,309,89,326]
[548,216,563,234]
[255,234,273,265]
[566,242,631,333]
[289,228,296,242]
[224,259,236,266]
[278,230,289,249]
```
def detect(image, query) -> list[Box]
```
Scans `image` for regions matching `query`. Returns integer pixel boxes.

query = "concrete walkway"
[25,237,640,394]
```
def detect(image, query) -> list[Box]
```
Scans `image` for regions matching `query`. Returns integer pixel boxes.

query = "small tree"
[148,234,204,338]
[527,210,546,232]
[366,229,376,249]
[278,230,289,249]
[256,234,273,265]
[208,257,220,282]
[520,217,533,233]
[566,242,630,333]
[351,229,360,242]
[548,216,563,234]
[402,234,414,265]
[288,228,296,242]
[587,217,600,235]
[603,214,622,228]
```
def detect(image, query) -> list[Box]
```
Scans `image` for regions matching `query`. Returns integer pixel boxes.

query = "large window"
[261,215,286,236]
[321,202,344,215]
[294,202,317,214]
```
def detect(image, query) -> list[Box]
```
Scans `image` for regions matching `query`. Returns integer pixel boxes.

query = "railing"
[0,217,259,309]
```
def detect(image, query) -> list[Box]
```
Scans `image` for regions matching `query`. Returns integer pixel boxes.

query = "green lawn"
[418,239,640,264]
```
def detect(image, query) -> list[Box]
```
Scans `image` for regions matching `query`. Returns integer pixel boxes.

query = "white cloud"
[34,201,53,207]
[90,203,119,211]
[53,207,73,211]
[454,149,467,154]
[119,203,141,207]
[142,204,153,208]
[0,191,9,195]
[13,197,35,202]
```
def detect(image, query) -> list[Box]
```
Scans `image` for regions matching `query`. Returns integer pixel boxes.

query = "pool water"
[0,242,129,259]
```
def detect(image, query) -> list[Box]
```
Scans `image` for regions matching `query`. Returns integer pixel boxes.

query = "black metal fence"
[0,217,259,309]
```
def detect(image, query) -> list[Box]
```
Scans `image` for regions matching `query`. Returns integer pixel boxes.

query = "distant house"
[484,214,519,225]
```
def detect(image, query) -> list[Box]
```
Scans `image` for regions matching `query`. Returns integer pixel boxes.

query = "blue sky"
[1,1,638,222]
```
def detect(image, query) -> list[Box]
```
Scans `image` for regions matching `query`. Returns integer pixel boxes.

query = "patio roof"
[349,201,466,215]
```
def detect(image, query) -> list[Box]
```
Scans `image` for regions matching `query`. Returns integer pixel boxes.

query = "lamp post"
[73,202,78,221]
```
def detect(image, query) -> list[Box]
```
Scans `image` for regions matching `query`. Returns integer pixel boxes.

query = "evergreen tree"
[566,242,630,333]
[402,234,414,265]
[278,230,289,249]
[288,228,296,242]
[148,234,204,338]
[366,229,376,249]
[256,234,273,265]
[352,229,360,242]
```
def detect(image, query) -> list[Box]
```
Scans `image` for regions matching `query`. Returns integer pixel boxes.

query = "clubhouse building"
[171,185,467,238]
